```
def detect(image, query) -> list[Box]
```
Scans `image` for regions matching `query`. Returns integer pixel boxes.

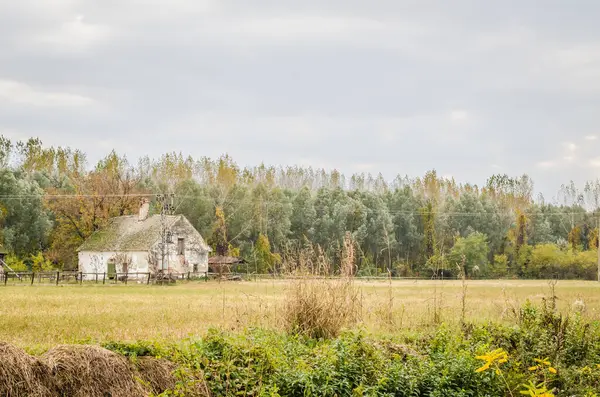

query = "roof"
[78,214,207,252]
[208,256,246,265]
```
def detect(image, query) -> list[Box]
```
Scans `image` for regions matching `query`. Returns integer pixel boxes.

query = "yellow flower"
[548,367,557,374]
[528,366,539,371]
[534,358,551,366]
[475,348,509,373]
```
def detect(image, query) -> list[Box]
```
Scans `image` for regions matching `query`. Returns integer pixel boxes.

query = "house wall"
[149,245,208,274]
[78,251,150,278]
[150,217,209,273]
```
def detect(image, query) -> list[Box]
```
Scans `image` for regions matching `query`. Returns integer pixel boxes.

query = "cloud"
[0,79,94,107]
[536,161,555,169]
[585,135,598,141]
[564,142,577,151]
[450,110,469,121]
[1,0,600,196]
[33,15,112,53]
[589,158,600,168]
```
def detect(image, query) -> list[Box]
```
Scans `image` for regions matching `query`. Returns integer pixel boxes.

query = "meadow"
[1,278,598,351]
[3,279,600,395]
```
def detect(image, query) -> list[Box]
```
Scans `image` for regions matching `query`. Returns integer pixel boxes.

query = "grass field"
[1,279,599,352]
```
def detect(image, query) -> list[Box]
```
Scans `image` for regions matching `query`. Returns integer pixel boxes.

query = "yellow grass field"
[1,279,599,352]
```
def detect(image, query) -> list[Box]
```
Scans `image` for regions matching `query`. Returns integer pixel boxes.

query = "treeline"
[1,136,599,279]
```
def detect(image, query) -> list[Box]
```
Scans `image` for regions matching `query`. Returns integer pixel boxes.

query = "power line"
[0,193,598,217]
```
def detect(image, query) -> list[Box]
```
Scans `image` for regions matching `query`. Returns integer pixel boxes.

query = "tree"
[448,232,489,277]
[420,201,436,264]
[211,206,228,256]
[45,152,144,268]
[290,187,316,242]
[253,233,281,273]
[0,169,52,256]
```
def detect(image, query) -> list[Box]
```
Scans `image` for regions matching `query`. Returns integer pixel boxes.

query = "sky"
[0,0,599,198]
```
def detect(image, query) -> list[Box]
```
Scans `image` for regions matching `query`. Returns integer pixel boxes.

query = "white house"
[77,201,211,278]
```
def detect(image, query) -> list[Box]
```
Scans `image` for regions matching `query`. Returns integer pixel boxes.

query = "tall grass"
[283,233,361,338]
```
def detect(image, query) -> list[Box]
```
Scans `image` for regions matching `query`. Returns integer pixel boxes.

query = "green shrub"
[100,302,600,396]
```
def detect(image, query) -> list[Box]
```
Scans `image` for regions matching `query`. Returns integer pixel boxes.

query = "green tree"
[253,233,281,273]
[420,201,436,264]
[290,187,316,241]
[211,206,228,256]
[448,232,489,277]
[0,169,52,256]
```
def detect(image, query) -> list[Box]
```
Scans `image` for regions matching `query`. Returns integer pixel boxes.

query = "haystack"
[133,357,177,395]
[0,342,57,396]
[42,345,146,397]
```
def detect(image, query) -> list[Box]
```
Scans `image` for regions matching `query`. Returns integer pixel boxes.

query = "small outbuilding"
[208,255,247,275]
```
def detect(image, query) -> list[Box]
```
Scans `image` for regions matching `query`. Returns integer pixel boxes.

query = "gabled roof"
[77,214,209,252]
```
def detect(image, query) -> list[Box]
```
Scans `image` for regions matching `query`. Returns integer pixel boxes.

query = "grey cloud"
[1,0,600,197]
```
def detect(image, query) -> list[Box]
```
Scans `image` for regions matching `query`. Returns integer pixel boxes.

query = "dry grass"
[284,276,360,339]
[133,357,178,395]
[0,279,600,350]
[0,342,57,396]
[43,345,146,397]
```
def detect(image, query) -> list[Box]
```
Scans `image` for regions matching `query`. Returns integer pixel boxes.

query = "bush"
[526,244,598,279]
[3,254,27,271]
[92,301,600,397]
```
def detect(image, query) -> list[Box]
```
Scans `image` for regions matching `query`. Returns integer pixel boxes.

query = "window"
[193,263,198,273]
[177,238,185,255]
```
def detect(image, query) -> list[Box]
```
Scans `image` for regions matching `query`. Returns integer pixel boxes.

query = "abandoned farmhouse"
[77,200,211,277]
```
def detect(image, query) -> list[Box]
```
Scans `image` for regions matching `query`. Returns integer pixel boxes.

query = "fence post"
[187,271,190,281]
[147,272,151,285]
[204,272,208,282]
[4,273,7,286]
[95,272,98,283]
[125,272,128,285]
[31,272,35,285]
[56,271,60,286]
[79,272,83,285]
[103,272,106,285]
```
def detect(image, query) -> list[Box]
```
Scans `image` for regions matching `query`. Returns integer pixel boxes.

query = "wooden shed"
[208,255,247,275]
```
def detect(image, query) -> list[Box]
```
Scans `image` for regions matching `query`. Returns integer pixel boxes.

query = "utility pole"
[158,193,175,274]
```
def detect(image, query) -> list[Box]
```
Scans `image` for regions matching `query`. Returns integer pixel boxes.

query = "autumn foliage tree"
[3,134,600,279]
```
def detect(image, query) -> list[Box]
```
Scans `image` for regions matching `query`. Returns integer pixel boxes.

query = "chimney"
[138,198,150,221]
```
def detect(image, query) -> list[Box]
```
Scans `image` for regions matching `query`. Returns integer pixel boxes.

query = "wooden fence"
[0,271,213,286]
[0,270,445,286]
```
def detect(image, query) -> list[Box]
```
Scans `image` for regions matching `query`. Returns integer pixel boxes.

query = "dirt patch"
[42,345,146,397]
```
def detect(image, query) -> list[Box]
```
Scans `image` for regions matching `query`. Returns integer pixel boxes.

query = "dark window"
[193,263,198,272]
[177,238,185,255]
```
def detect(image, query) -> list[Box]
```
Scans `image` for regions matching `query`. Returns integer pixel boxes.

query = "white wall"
[78,249,208,276]
[156,244,209,273]
[78,251,150,278]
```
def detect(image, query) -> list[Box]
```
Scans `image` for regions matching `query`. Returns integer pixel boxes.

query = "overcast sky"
[1,1,599,197]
